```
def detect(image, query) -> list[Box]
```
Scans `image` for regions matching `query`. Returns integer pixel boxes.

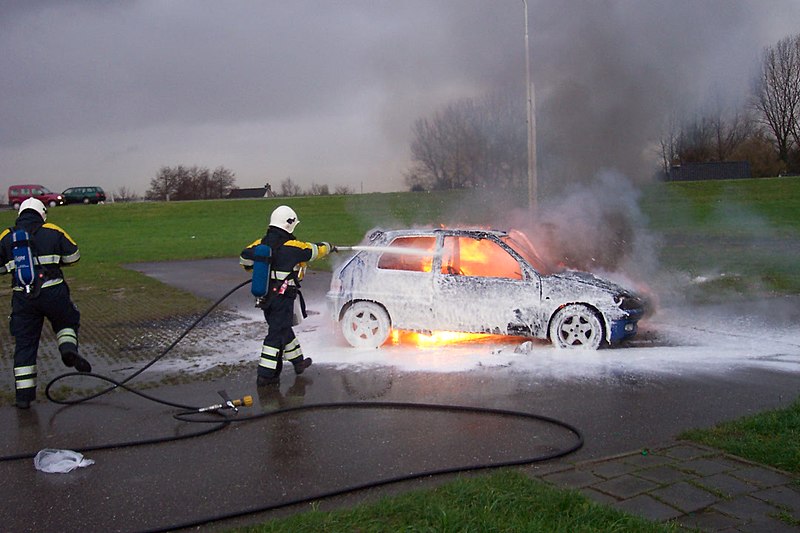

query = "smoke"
[534,171,655,275]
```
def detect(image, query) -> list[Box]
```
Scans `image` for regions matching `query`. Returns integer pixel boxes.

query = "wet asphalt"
[1,259,799,532]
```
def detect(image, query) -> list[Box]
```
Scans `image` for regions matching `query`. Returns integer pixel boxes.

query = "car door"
[370,235,436,331]
[432,235,540,334]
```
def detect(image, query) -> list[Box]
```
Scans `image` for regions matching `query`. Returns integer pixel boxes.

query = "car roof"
[368,227,509,241]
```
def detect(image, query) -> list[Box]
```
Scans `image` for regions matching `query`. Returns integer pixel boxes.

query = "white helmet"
[269,205,299,233]
[19,197,47,222]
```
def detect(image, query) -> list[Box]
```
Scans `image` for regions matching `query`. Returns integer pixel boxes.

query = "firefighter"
[0,198,91,409]
[240,205,336,386]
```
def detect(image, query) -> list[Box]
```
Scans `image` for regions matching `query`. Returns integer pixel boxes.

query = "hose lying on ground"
[2,277,585,532]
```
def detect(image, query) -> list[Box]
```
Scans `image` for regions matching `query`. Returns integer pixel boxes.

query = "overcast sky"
[2,0,799,197]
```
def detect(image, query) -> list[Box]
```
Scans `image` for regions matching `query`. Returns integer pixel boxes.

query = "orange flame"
[390,330,501,346]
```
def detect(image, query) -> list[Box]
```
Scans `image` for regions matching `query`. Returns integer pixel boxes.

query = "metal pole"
[523,0,537,215]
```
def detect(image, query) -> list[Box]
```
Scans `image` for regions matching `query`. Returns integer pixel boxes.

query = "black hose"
[155,401,584,533]
[44,278,253,409]
[5,277,585,532]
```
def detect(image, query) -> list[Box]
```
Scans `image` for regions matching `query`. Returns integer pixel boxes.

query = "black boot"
[15,398,31,409]
[62,349,92,373]
[293,358,312,375]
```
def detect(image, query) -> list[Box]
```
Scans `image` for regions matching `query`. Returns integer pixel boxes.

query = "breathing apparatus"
[250,243,272,300]
[11,229,38,296]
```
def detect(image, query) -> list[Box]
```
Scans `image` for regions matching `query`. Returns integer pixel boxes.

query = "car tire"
[341,301,391,349]
[48,200,57,207]
[12,202,20,210]
[82,198,90,204]
[549,304,604,349]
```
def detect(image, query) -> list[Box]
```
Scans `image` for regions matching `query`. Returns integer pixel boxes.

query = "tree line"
[137,167,354,202]
[406,32,800,191]
[659,33,800,179]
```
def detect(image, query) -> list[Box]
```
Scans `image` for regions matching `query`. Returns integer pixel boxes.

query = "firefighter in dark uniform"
[240,205,335,386]
[0,198,92,409]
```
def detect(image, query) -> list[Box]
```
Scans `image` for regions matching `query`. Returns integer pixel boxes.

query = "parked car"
[62,186,106,204]
[7,184,64,209]
[328,228,648,350]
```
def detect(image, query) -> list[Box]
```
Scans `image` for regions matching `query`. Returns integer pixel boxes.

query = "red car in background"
[7,184,64,210]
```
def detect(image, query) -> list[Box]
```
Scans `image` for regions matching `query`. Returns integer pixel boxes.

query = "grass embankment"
[1,178,798,531]
[640,176,800,297]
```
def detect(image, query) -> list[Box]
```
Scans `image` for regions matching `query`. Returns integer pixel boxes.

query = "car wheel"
[82,197,90,204]
[549,304,604,349]
[48,200,57,207]
[12,202,20,210]
[341,301,391,349]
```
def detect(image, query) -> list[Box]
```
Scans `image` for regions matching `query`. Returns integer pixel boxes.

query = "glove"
[320,242,337,253]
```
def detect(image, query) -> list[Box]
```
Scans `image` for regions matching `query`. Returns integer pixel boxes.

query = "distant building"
[666,161,752,182]
[227,183,275,199]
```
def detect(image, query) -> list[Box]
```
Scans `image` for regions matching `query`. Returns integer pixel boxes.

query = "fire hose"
[2,273,584,531]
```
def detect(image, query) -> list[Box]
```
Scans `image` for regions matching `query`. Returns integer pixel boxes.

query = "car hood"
[548,270,629,295]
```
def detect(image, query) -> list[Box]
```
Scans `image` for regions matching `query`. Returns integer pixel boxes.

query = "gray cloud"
[1,0,798,195]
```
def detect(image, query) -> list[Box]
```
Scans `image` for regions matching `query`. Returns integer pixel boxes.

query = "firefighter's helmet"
[269,205,299,233]
[19,197,47,222]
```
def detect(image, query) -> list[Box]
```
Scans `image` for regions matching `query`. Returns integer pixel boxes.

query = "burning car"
[327,227,648,350]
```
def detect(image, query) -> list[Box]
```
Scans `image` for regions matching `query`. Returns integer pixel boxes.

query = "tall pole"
[523,0,537,215]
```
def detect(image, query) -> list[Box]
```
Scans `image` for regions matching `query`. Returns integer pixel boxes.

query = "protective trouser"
[9,284,80,402]
[258,295,305,379]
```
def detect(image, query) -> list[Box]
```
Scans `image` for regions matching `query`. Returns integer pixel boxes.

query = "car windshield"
[502,230,556,274]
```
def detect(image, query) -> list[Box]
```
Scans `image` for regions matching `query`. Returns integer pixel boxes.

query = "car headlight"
[614,293,643,311]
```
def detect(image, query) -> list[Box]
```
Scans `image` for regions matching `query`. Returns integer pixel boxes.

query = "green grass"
[640,176,800,235]
[679,398,800,475]
[231,470,678,533]
[640,176,800,299]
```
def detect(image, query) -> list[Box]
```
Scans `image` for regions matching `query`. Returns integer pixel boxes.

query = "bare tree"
[307,183,330,196]
[657,111,682,177]
[706,91,756,161]
[209,166,236,198]
[406,90,525,191]
[114,186,139,202]
[334,185,354,195]
[146,166,180,201]
[678,113,715,162]
[753,33,800,166]
[145,165,236,200]
[279,177,302,197]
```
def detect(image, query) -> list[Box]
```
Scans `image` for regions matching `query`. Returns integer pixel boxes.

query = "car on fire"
[327,227,648,350]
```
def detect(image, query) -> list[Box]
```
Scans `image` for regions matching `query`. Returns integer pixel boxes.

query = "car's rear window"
[441,236,522,279]
[377,236,436,272]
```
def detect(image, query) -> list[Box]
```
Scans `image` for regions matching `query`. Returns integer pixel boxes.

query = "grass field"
[1,177,799,531]
[640,176,800,297]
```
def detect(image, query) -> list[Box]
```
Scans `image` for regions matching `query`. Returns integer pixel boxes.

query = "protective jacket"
[239,226,332,299]
[0,210,81,290]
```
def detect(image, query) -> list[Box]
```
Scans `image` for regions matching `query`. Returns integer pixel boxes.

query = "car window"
[441,236,522,279]
[503,231,555,274]
[377,236,436,272]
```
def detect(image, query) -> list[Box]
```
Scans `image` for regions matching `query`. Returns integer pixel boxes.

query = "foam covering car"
[327,228,648,350]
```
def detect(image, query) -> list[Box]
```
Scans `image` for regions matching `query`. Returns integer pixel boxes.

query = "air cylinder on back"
[250,244,272,298]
